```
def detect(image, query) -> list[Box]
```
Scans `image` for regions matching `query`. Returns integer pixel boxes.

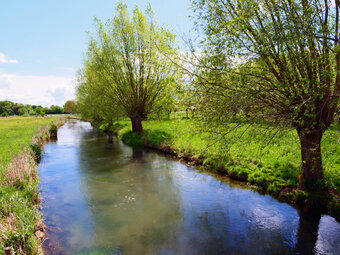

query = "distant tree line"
[0,100,77,117]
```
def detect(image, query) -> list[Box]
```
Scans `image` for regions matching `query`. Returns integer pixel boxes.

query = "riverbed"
[38,120,340,255]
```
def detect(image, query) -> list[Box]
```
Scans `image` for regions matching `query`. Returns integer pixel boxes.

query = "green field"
[0,116,59,254]
[0,116,59,171]
[119,115,340,195]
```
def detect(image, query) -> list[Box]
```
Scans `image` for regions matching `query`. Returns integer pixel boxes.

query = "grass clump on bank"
[0,116,65,254]
[118,116,340,215]
[120,129,172,148]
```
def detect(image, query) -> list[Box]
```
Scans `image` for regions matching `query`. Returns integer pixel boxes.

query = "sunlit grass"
[0,116,60,254]
[0,116,58,171]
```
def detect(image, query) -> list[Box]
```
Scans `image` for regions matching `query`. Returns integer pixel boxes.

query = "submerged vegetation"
[0,116,65,254]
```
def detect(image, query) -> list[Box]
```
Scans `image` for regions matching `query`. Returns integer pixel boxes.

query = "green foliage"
[46,105,64,114]
[0,100,64,116]
[77,2,179,133]
[292,190,308,204]
[30,144,42,160]
[328,195,340,216]
[120,127,172,147]
[121,131,146,147]
[191,0,340,190]
[17,107,28,116]
[1,112,9,117]
[0,101,15,115]
[35,107,45,116]
[63,100,78,114]
[49,123,58,138]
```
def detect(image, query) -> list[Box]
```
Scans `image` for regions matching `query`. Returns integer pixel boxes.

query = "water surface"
[38,120,340,255]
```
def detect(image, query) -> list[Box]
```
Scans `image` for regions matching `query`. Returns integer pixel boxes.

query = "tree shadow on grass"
[120,129,172,148]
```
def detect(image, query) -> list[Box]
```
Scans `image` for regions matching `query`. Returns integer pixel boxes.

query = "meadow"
[0,116,59,170]
[0,116,61,254]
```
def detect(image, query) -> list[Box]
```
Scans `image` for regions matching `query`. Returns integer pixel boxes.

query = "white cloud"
[0,52,18,64]
[0,73,75,106]
[0,76,12,89]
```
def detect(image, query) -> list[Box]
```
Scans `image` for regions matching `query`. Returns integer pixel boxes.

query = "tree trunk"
[107,121,114,143]
[107,134,113,143]
[298,130,324,191]
[131,117,143,133]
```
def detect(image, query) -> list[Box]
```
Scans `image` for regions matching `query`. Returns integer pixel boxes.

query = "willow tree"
[82,3,177,133]
[193,0,340,190]
[77,61,123,142]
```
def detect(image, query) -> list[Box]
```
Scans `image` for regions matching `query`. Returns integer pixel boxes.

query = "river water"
[38,120,340,255]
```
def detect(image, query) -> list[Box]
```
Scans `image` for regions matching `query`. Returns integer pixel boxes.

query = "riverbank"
[0,116,65,254]
[118,118,340,220]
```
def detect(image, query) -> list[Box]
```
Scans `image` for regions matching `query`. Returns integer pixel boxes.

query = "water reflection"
[77,136,183,254]
[38,120,340,255]
[131,147,144,160]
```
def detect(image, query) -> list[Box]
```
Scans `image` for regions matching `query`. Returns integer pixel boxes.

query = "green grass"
[0,116,59,171]
[118,116,340,196]
[0,116,60,254]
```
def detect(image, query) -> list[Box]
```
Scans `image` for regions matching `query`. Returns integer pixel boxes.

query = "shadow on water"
[295,212,321,255]
[131,147,144,161]
[39,120,340,255]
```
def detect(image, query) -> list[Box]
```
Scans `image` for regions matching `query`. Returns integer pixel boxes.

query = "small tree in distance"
[63,100,77,114]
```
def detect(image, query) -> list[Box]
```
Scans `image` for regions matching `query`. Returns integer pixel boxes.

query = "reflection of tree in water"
[295,212,321,255]
[131,147,144,161]
[77,136,183,254]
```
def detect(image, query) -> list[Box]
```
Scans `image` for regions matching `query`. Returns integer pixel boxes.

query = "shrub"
[121,131,146,147]
[30,144,42,162]
[49,123,58,139]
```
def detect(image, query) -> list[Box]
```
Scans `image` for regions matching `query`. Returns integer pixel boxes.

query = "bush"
[49,123,58,139]
[1,112,9,117]
[30,143,42,161]
[121,131,146,147]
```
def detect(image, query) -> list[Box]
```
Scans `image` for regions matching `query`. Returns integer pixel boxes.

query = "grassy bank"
[118,117,340,216]
[0,116,65,254]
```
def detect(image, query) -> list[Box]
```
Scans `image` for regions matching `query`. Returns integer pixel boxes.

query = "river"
[38,120,340,255]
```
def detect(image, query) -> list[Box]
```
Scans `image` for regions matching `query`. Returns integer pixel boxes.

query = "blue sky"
[0,0,193,106]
